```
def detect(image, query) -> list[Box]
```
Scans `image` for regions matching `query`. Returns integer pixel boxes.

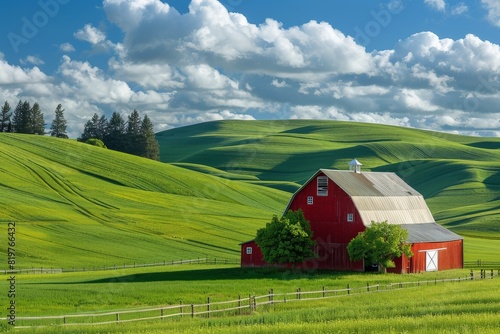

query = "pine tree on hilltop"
[12,100,31,134]
[105,112,126,152]
[30,102,45,135]
[139,115,159,161]
[126,109,142,155]
[50,104,68,138]
[0,101,11,132]
[78,113,107,142]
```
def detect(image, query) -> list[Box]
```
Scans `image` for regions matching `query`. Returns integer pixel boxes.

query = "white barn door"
[426,250,438,271]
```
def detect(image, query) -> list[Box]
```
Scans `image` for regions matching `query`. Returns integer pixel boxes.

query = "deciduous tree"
[255,210,316,269]
[347,221,413,273]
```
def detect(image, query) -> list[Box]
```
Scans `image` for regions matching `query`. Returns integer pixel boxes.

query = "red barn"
[241,160,463,273]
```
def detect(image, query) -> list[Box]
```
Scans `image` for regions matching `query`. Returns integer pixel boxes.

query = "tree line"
[78,110,160,161]
[1,100,67,137]
[1,100,160,160]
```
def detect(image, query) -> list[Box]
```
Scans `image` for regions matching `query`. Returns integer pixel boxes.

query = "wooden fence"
[15,269,499,328]
[1,258,239,275]
[464,260,500,268]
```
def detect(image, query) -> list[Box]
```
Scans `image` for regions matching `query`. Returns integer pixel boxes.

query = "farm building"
[241,160,463,273]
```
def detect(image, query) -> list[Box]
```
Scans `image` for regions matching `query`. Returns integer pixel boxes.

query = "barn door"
[426,250,438,271]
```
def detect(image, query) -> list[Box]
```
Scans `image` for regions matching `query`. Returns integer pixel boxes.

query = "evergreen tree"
[12,100,31,134]
[50,104,68,138]
[139,115,159,160]
[78,113,102,142]
[0,101,11,132]
[30,102,45,135]
[97,115,108,140]
[126,109,142,155]
[105,112,126,151]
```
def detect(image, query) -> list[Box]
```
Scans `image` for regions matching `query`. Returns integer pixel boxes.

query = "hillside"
[157,120,500,238]
[0,133,288,268]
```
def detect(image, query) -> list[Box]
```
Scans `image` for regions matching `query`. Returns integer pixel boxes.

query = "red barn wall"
[287,172,365,271]
[240,240,267,267]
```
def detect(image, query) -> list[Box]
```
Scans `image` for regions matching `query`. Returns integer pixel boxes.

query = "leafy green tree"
[255,209,316,269]
[85,138,107,148]
[347,221,413,273]
[30,102,45,135]
[0,101,11,132]
[50,104,68,138]
[139,115,159,160]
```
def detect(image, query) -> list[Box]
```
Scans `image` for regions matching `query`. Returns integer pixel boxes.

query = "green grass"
[158,120,500,238]
[1,119,500,270]
[1,265,499,333]
[0,133,288,268]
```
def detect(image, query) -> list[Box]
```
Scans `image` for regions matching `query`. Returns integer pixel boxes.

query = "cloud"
[103,0,373,77]
[482,0,500,27]
[451,3,468,15]
[20,55,45,66]
[424,0,446,11]
[0,54,48,84]
[74,24,107,44]
[2,0,500,138]
[60,43,76,52]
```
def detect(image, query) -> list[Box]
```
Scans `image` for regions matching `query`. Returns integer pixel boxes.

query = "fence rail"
[1,258,239,275]
[15,268,499,328]
[463,260,500,268]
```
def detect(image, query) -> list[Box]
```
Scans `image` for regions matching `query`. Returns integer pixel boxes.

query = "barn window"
[347,213,354,222]
[246,247,252,255]
[307,196,313,205]
[317,176,328,196]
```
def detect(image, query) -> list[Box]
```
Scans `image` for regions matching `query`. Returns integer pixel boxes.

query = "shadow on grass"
[34,267,351,285]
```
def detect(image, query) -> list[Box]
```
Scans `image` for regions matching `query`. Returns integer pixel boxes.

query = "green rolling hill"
[0,133,288,268]
[1,119,499,269]
[157,120,500,238]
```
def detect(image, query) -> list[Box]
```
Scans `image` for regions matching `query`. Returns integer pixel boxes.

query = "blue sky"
[1,0,500,138]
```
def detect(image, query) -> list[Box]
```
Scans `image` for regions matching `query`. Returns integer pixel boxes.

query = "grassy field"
[1,265,499,333]
[0,119,499,333]
[158,120,500,238]
[0,133,288,268]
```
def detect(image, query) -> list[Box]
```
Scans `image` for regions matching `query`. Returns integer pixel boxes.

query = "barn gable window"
[246,247,253,255]
[317,176,328,196]
[307,196,313,205]
[347,213,354,222]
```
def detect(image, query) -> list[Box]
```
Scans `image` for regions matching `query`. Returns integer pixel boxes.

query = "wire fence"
[15,268,500,328]
[1,258,239,275]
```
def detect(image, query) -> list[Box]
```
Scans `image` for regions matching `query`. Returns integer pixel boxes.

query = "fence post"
[269,289,273,305]
[238,295,241,315]
[116,313,120,322]
[323,286,326,297]
[347,284,350,295]
[491,269,493,279]
[367,282,370,292]
[249,295,252,312]
[191,304,194,318]
[160,308,164,320]
[63,316,66,325]
[207,297,210,318]
[470,270,474,280]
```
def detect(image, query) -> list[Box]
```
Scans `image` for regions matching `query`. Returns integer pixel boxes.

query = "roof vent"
[349,159,362,173]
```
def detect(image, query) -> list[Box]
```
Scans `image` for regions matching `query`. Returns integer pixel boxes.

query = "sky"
[1,0,500,138]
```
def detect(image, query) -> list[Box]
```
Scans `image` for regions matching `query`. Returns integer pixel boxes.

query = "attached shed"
[241,162,463,273]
